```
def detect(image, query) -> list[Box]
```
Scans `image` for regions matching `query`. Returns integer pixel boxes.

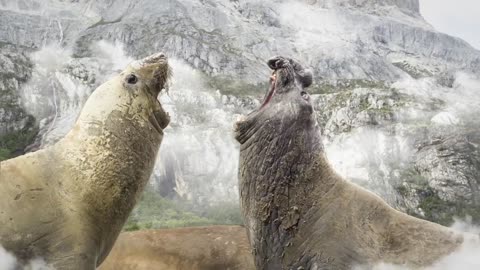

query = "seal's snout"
[267,56,313,89]
[267,56,289,70]
[129,52,171,98]
[144,52,167,64]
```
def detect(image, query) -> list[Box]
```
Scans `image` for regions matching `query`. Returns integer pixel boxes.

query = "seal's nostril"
[157,53,167,59]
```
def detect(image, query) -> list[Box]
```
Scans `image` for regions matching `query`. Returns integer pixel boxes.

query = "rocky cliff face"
[305,0,420,14]
[0,44,31,137]
[1,0,479,225]
[0,44,37,159]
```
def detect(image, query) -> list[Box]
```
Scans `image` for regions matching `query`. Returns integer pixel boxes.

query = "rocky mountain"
[0,0,479,226]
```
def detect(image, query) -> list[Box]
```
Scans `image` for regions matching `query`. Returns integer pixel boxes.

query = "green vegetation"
[0,148,10,161]
[395,185,410,197]
[366,106,394,116]
[392,61,433,79]
[398,168,429,186]
[399,187,480,227]
[331,90,354,107]
[124,189,243,231]
[86,17,123,30]
[207,75,268,97]
[0,58,36,161]
[416,190,480,226]
[309,79,389,94]
[0,115,39,161]
[396,167,480,226]
[416,192,454,225]
[208,76,390,97]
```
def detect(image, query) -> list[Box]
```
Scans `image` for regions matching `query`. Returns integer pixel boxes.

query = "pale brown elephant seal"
[98,226,255,270]
[235,56,466,269]
[0,53,171,269]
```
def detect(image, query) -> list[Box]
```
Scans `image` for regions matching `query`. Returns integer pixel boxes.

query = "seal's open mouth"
[235,56,314,143]
[234,71,277,134]
[149,105,169,134]
[132,52,171,133]
[260,72,277,110]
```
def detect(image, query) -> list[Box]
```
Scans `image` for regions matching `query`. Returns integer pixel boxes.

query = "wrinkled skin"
[98,226,255,270]
[0,53,171,269]
[235,56,465,269]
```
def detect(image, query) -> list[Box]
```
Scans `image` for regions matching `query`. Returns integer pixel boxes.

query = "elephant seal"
[234,56,466,269]
[98,226,255,270]
[0,53,171,269]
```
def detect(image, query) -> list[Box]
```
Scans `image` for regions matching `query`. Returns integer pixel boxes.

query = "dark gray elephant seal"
[235,56,466,269]
[0,53,171,269]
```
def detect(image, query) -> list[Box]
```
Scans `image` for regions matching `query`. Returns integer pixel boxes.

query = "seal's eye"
[126,74,138,84]
[301,91,309,100]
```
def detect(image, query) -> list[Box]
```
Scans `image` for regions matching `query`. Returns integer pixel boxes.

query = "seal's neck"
[238,116,337,269]
[57,110,162,232]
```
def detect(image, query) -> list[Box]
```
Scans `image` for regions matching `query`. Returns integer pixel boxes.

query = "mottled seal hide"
[98,226,255,270]
[0,53,171,269]
[235,56,465,269]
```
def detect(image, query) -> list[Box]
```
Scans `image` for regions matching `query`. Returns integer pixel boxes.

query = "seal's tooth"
[234,115,247,132]
[270,74,276,83]
[236,115,247,123]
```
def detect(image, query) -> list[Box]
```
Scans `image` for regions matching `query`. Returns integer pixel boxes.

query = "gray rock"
[0,43,32,136]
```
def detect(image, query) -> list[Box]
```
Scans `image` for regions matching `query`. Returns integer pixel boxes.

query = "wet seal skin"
[98,226,255,270]
[0,53,171,269]
[235,56,468,269]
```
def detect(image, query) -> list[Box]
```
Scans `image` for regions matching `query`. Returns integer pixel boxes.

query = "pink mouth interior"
[260,74,276,109]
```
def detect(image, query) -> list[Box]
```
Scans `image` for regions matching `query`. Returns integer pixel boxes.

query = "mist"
[153,58,252,203]
[353,219,480,270]
[0,245,51,270]
[0,245,16,270]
